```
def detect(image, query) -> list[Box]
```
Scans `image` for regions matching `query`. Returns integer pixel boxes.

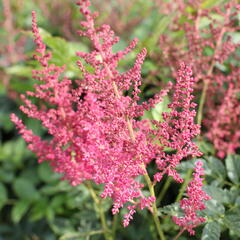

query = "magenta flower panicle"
[173,160,211,235]
[152,62,202,184]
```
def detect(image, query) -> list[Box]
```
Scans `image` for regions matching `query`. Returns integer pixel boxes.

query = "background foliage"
[0,0,239,239]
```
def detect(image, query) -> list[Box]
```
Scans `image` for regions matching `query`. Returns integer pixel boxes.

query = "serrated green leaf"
[207,156,226,180]
[223,213,240,236]
[0,183,7,210]
[202,199,225,219]
[11,201,29,223]
[203,185,233,204]
[235,196,240,206]
[158,202,180,217]
[226,155,240,184]
[201,222,221,240]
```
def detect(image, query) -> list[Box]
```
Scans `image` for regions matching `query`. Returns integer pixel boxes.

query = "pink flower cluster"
[11,0,208,230]
[173,161,211,235]
[206,70,240,158]
[152,63,201,183]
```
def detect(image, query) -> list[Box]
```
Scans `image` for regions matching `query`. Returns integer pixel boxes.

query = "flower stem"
[85,182,113,240]
[175,168,192,202]
[144,170,166,240]
[172,227,185,240]
[197,80,209,126]
[156,177,172,206]
[112,214,118,239]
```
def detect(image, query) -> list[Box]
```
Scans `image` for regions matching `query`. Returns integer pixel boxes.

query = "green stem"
[175,169,192,202]
[156,177,172,206]
[197,80,209,126]
[143,170,166,240]
[112,214,118,239]
[172,227,186,240]
[85,182,113,240]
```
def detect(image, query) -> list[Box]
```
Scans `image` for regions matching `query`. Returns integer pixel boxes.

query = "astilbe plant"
[11,0,210,239]
[158,0,240,158]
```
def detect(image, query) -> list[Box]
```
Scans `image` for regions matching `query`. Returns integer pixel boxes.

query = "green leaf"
[13,178,40,201]
[203,185,233,204]
[11,139,26,166]
[227,32,240,44]
[201,222,221,240]
[197,141,215,155]
[145,15,172,53]
[11,201,29,223]
[30,198,48,221]
[202,199,225,219]
[142,109,153,120]
[226,155,240,184]
[38,162,61,183]
[142,60,158,75]
[0,139,27,166]
[44,36,68,55]
[158,203,180,217]
[199,17,212,29]
[203,46,214,56]
[215,62,227,72]
[223,212,240,236]
[0,168,14,183]
[50,195,65,211]
[42,35,87,68]
[206,156,226,180]
[151,96,170,122]
[0,113,14,131]
[10,78,35,93]
[20,168,40,185]
[0,183,7,210]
